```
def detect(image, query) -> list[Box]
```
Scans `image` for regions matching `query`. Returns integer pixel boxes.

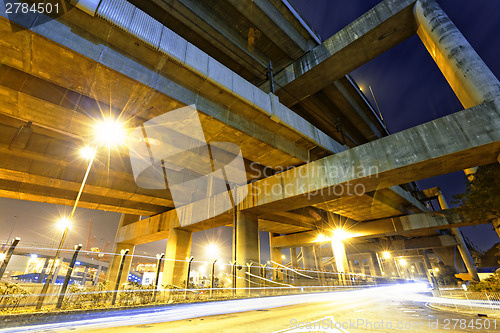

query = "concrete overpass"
[0,0,498,290]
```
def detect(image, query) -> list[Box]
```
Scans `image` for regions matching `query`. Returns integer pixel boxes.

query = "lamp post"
[35,119,125,310]
[0,237,20,280]
[112,248,129,305]
[185,256,194,300]
[56,244,83,309]
[230,260,236,296]
[210,259,217,298]
[36,148,96,310]
[259,263,268,295]
[153,253,164,302]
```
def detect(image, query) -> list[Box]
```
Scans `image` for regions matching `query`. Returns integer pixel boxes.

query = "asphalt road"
[3,284,498,333]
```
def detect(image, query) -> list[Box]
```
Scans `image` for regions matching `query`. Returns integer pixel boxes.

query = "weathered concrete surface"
[117,97,500,242]
[106,214,139,290]
[263,0,417,106]
[235,211,260,290]
[0,3,345,159]
[162,223,192,287]
[239,99,500,215]
[415,0,500,109]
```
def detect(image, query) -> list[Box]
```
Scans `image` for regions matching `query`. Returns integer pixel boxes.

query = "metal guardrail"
[0,283,376,312]
[431,288,500,313]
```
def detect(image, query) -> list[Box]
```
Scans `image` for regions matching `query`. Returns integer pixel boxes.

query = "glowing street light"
[399,259,408,267]
[332,228,351,241]
[205,243,220,261]
[93,118,127,148]
[57,217,71,230]
[79,146,97,160]
[382,251,391,259]
[281,255,286,260]
[434,267,440,273]
[315,234,329,243]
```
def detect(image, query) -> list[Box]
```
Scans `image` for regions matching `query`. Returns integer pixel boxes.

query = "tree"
[469,269,500,292]
[480,243,500,268]
[452,163,500,224]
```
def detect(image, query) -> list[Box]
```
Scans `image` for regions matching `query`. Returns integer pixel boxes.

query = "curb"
[426,302,500,320]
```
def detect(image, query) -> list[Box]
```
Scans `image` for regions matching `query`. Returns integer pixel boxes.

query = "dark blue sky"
[289,0,500,251]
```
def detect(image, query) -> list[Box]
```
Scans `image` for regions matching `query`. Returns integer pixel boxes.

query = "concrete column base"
[236,211,260,294]
[162,225,192,288]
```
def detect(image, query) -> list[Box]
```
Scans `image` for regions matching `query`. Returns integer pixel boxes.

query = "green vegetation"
[468,269,500,292]
[453,163,500,225]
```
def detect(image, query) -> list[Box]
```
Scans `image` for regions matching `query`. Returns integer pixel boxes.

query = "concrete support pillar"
[421,250,438,288]
[290,247,298,283]
[270,246,282,280]
[302,246,314,270]
[450,229,480,281]
[415,262,423,276]
[331,240,349,273]
[162,226,192,288]
[106,214,138,290]
[367,253,381,276]
[106,242,134,289]
[290,248,298,269]
[415,0,500,109]
[312,244,324,285]
[434,189,480,281]
[360,260,366,276]
[236,211,260,290]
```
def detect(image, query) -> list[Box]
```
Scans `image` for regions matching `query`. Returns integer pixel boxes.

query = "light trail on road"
[0,283,443,332]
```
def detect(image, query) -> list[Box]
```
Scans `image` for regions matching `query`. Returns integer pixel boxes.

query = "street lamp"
[185,256,194,300]
[112,248,129,305]
[382,251,391,259]
[205,243,219,298]
[153,253,164,302]
[210,259,217,298]
[36,118,126,310]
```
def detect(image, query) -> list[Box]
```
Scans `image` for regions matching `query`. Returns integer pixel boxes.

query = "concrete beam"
[238,99,500,215]
[225,0,314,56]
[0,6,345,159]
[317,235,458,256]
[263,0,417,105]
[270,210,480,249]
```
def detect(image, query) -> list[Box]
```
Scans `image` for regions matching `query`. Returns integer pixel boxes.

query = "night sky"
[0,0,499,263]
